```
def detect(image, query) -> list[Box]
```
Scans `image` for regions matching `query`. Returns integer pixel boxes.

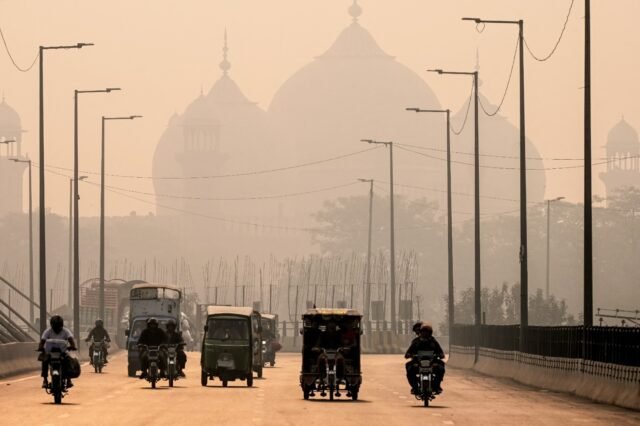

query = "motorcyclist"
[313,321,345,379]
[85,319,111,364]
[137,318,168,379]
[404,323,445,394]
[38,315,77,389]
[165,319,187,378]
[412,321,423,336]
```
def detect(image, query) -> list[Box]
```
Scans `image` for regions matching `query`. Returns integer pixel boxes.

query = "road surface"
[1,352,638,425]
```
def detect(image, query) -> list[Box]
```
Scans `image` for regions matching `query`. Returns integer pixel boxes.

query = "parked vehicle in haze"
[125,283,182,377]
[200,306,263,387]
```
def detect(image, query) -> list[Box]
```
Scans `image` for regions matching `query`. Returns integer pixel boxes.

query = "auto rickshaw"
[261,313,280,367]
[299,308,362,401]
[200,306,263,387]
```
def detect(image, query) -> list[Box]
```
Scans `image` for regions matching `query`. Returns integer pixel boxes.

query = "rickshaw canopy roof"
[261,313,277,320]
[131,282,181,292]
[302,308,362,318]
[206,305,257,317]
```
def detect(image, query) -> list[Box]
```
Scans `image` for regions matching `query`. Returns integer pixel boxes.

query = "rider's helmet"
[412,321,423,334]
[50,315,64,333]
[166,319,177,330]
[147,317,158,327]
[420,323,433,336]
[95,319,104,327]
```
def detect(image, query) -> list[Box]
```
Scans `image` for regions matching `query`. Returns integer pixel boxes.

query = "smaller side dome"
[0,97,21,131]
[607,118,640,154]
[182,94,218,126]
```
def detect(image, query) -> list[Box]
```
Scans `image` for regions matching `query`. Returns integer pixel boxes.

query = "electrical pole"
[361,140,396,333]
[584,0,593,327]
[358,178,374,322]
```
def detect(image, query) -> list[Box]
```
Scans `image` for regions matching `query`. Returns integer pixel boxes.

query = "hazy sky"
[1,0,639,218]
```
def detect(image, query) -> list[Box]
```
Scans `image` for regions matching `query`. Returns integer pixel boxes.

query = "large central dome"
[269,5,442,164]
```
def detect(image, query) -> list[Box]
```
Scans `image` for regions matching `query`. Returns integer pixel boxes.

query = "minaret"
[349,0,362,22]
[600,117,640,205]
[0,96,28,217]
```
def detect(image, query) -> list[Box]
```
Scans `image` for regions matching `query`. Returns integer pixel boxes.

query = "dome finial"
[219,28,231,76]
[349,0,362,22]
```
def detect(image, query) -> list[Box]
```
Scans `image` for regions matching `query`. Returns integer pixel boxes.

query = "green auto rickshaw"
[200,306,263,387]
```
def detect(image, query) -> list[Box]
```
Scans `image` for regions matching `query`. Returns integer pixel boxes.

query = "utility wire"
[43,146,381,180]
[479,35,519,117]
[0,26,39,72]
[451,81,474,135]
[396,144,639,171]
[395,142,602,162]
[524,0,575,62]
[85,180,359,201]
[40,165,317,233]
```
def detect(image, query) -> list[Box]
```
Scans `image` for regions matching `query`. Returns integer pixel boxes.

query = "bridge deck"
[2,353,638,425]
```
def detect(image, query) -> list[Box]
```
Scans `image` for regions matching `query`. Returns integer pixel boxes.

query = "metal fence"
[451,324,640,367]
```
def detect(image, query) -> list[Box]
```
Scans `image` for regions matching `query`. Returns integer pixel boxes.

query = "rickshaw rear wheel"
[222,380,228,387]
[257,367,263,378]
[303,386,310,400]
[351,387,359,401]
[270,361,275,367]
[200,370,207,386]
[247,374,254,387]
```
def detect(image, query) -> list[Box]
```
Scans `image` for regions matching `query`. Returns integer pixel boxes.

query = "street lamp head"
[405,107,420,112]
[79,176,89,181]
[360,139,373,144]
[555,196,566,202]
[0,139,16,144]
[106,88,121,93]
[357,178,372,183]
[461,17,481,23]
[427,69,443,74]
[77,43,94,49]
[130,115,143,120]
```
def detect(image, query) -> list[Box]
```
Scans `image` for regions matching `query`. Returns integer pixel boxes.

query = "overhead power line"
[0,26,39,72]
[43,146,381,180]
[396,144,638,171]
[480,35,519,117]
[83,179,359,201]
[451,81,474,135]
[395,142,604,162]
[524,0,575,62]
[40,165,317,233]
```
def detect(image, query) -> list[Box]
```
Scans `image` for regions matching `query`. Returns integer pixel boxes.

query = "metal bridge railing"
[451,324,640,367]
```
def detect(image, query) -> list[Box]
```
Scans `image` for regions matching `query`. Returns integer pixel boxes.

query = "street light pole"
[406,107,454,335]
[38,42,93,333]
[358,178,374,322]
[584,0,593,327]
[361,140,397,333]
[9,158,33,324]
[99,115,142,322]
[429,68,480,361]
[73,88,119,340]
[546,197,565,299]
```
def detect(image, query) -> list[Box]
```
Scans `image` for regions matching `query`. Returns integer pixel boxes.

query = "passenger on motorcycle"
[165,319,187,378]
[38,315,77,389]
[85,319,111,364]
[137,318,168,379]
[404,323,445,394]
[313,321,345,379]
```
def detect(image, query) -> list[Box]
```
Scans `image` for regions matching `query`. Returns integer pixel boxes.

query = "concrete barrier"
[448,345,640,411]
[0,343,39,379]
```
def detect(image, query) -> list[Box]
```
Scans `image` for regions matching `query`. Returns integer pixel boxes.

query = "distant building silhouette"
[0,96,28,217]
[599,117,640,205]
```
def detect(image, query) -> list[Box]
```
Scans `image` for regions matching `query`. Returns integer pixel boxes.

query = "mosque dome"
[0,97,21,131]
[606,118,639,155]
[269,2,442,163]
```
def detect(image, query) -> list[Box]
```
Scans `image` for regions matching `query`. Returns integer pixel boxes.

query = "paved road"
[1,352,638,425]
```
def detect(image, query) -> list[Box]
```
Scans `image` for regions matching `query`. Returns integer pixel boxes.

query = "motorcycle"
[43,339,72,404]
[414,350,438,407]
[312,348,345,401]
[166,344,180,387]
[90,339,107,373]
[139,345,162,389]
